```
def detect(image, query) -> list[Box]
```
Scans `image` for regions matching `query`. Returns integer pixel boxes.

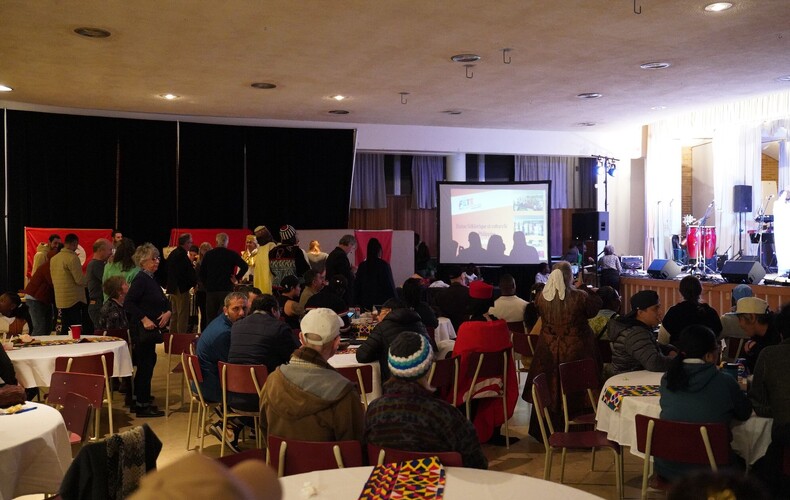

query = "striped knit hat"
[388,331,434,381]
[279,224,296,243]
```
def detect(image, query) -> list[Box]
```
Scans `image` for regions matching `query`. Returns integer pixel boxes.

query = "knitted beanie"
[279,225,296,242]
[388,331,434,380]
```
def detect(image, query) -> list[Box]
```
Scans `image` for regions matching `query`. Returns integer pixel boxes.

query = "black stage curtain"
[178,122,245,229]
[579,157,598,209]
[1,111,6,288]
[245,127,355,232]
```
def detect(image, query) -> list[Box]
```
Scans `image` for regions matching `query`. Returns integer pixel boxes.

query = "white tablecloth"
[435,317,457,342]
[8,335,134,388]
[279,466,603,499]
[595,370,773,465]
[0,402,72,500]
[329,352,382,401]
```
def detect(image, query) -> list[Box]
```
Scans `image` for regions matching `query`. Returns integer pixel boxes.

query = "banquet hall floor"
[25,345,666,499]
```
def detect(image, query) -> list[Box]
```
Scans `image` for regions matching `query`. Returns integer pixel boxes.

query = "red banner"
[168,228,252,254]
[354,230,393,263]
[25,227,113,278]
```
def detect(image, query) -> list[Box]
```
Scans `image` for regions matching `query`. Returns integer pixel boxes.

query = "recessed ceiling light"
[73,27,111,38]
[0,85,12,92]
[640,61,671,70]
[328,109,349,115]
[776,75,790,82]
[576,122,596,127]
[704,2,733,12]
[251,82,277,89]
[159,94,180,100]
[442,110,463,115]
[651,105,667,110]
[450,54,481,63]
[330,95,346,101]
[576,93,603,99]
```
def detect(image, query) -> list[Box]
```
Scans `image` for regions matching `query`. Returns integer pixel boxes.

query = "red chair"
[531,373,622,498]
[427,354,460,404]
[216,448,267,468]
[267,435,364,477]
[511,332,537,382]
[48,371,105,440]
[61,392,93,446]
[366,443,464,467]
[507,321,526,334]
[464,348,511,448]
[55,353,115,436]
[634,414,731,499]
[183,353,220,453]
[335,364,374,409]
[218,361,268,457]
[558,358,601,471]
[164,332,200,417]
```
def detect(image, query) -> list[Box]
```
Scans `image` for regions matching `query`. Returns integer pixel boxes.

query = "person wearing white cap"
[259,308,364,444]
[731,297,780,372]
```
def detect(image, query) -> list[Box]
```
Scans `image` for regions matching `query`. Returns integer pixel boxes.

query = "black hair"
[250,294,279,315]
[366,238,382,260]
[402,278,422,309]
[0,292,24,318]
[597,286,620,311]
[382,298,407,310]
[775,302,790,340]
[48,233,61,243]
[466,297,492,319]
[114,237,137,272]
[64,233,79,245]
[665,325,717,392]
[679,275,702,302]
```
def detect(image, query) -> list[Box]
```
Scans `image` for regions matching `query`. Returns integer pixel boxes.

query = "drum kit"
[682,213,717,275]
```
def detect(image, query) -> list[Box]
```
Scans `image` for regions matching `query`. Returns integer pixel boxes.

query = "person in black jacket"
[325,234,356,305]
[199,233,248,324]
[662,275,722,345]
[355,298,435,382]
[354,238,396,311]
[402,277,438,329]
[166,233,197,334]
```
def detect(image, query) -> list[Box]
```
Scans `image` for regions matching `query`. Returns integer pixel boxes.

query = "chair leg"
[186,398,194,450]
[591,447,597,470]
[560,448,567,483]
[165,372,171,418]
[502,396,509,449]
[220,413,228,457]
[105,382,114,435]
[198,406,206,453]
[544,448,553,481]
[612,450,622,500]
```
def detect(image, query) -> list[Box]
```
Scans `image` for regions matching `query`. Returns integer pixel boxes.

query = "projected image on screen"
[438,182,551,265]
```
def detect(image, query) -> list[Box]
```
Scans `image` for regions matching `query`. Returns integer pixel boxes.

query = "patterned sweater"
[364,378,488,469]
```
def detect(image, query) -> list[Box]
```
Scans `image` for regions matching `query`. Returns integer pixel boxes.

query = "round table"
[595,370,773,465]
[8,335,134,388]
[0,402,72,500]
[278,466,603,499]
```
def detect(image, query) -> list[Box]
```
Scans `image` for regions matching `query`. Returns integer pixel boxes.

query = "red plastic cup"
[70,324,82,340]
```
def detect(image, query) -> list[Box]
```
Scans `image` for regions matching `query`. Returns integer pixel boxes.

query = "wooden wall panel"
[349,195,437,256]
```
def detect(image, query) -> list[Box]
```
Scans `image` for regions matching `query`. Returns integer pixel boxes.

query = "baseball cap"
[731,284,753,302]
[300,308,343,345]
[733,297,769,315]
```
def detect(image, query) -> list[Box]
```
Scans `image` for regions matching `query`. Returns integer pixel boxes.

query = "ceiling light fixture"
[159,94,180,100]
[330,95,346,101]
[328,109,349,115]
[776,75,790,82]
[450,54,481,63]
[0,85,12,92]
[251,82,277,89]
[442,110,462,115]
[704,2,733,12]
[576,122,596,127]
[651,105,667,110]
[576,93,603,100]
[73,27,111,38]
[640,61,671,70]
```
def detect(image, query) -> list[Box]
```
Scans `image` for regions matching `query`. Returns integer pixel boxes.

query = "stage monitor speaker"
[571,211,609,241]
[733,185,752,213]
[647,259,681,280]
[721,260,765,284]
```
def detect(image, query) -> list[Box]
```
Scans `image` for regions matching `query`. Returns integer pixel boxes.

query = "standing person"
[166,233,197,334]
[662,275,722,345]
[353,238,396,311]
[488,274,527,323]
[32,234,61,275]
[268,225,309,287]
[597,244,622,290]
[194,242,212,332]
[86,238,113,333]
[306,240,328,273]
[102,237,140,300]
[124,243,170,417]
[325,234,356,305]
[414,233,431,276]
[23,245,60,335]
[240,235,258,283]
[252,225,276,295]
[50,233,87,334]
[199,233,248,323]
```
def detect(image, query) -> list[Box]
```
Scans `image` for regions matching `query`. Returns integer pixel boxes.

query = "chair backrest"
[216,448,267,468]
[55,352,114,378]
[467,348,509,383]
[335,365,373,395]
[61,392,92,443]
[530,373,555,446]
[183,353,204,384]
[366,443,464,467]
[48,371,105,408]
[164,332,200,356]
[428,354,460,404]
[267,435,364,477]
[634,414,731,469]
[219,361,268,396]
[558,358,599,415]
[511,332,534,357]
[507,321,525,334]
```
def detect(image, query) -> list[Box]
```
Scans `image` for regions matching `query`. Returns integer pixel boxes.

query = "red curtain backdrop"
[354,230,393,263]
[169,228,251,254]
[25,227,113,278]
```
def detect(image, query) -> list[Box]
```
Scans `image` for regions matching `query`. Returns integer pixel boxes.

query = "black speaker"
[733,185,752,213]
[647,259,681,279]
[721,260,765,284]
[571,211,609,241]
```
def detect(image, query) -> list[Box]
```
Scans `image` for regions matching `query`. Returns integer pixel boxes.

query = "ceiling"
[1,0,789,132]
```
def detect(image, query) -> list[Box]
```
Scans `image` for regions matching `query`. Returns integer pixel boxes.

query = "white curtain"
[780,140,790,194]
[514,155,573,208]
[411,156,444,209]
[351,153,387,209]
[644,122,682,263]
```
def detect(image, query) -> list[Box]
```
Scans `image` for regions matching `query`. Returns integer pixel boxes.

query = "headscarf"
[541,268,567,301]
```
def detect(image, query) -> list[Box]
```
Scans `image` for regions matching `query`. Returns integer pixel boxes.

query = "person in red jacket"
[23,246,60,335]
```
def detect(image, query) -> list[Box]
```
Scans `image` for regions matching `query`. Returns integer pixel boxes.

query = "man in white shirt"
[488,274,527,323]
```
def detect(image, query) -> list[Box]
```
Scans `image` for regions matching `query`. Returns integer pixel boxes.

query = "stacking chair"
[267,435,364,477]
[506,321,526,334]
[61,392,93,447]
[464,348,511,448]
[216,448,267,468]
[511,331,537,382]
[532,373,622,499]
[164,332,200,417]
[558,358,601,470]
[183,352,220,453]
[634,414,731,499]
[427,354,460,405]
[218,361,268,457]
[55,353,115,436]
[102,328,135,398]
[366,443,464,467]
[48,371,105,441]
[335,365,374,409]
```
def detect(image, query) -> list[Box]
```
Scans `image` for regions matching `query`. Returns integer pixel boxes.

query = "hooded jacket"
[607,314,672,374]
[260,346,364,444]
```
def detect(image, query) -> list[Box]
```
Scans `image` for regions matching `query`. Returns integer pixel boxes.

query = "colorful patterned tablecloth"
[359,457,446,500]
[601,384,660,411]
[14,336,125,348]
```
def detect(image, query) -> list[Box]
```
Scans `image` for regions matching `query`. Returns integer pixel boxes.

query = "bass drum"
[687,226,717,259]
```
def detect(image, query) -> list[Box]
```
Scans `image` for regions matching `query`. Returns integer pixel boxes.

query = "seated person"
[608,290,675,375]
[97,275,130,330]
[534,262,550,284]
[434,266,470,332]
[355,298,434,383]
[259,308,364,443]
[402,277,438,329]
[0,292,30,336]
[304,274,351,332]
[718,284,752,343]
[523,283,544,333]
[731,297,780,372]
[364,331,488,469]
[299,269,325,308]
[657,325,752,481]
[488,274,527,323]
[276,275,303,330]
[588,286,621,339]
[662,275,722,345]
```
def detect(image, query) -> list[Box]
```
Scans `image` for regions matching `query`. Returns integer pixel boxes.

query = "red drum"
[687,226,717,259]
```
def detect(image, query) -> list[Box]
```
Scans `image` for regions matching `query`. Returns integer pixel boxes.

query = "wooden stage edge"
[619,276,790,316]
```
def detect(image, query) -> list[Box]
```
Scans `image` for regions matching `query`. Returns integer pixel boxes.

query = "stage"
[619,275,790,315]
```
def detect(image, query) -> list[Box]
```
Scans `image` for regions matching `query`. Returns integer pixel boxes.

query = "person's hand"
[142,317,156,330]
[668,350,678,359]
[744,340,756,353]
[157,311,172,329]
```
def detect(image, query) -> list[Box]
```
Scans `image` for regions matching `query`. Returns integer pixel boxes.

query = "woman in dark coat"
[353,238,396,310]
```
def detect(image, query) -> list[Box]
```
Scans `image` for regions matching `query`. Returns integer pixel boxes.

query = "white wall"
[692,143,715,219]
[606,158,646,258]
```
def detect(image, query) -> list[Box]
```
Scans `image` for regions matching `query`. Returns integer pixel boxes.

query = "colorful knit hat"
[279,224,296,243]
[388,331,434,380]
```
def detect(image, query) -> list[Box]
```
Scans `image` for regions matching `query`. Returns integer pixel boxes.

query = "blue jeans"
[26,298,52,335]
